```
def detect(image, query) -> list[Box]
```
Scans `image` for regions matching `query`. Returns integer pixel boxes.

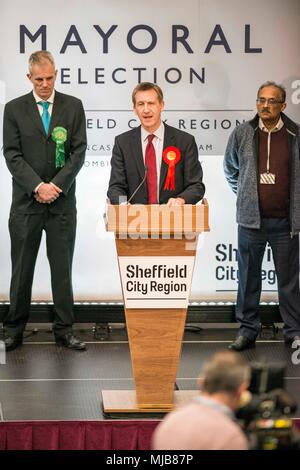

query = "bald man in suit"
[3,50,87,351]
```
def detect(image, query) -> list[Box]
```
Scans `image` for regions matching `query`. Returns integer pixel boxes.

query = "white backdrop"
[0,0,299,301]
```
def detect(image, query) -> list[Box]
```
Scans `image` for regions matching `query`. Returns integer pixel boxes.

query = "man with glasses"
[224,81,300,351]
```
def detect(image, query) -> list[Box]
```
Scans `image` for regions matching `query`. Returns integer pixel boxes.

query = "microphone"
[126,166,148,205]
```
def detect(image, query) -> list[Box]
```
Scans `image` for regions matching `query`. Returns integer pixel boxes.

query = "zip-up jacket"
[224,113,300,235]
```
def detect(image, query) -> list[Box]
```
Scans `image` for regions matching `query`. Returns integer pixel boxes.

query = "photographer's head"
[152,350,251,450]
[199,351,251,412]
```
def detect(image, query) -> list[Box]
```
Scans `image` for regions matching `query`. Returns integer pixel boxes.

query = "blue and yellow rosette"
[52,127,67,168]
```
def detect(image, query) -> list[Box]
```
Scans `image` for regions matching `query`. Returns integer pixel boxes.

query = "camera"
[236,362,300,450]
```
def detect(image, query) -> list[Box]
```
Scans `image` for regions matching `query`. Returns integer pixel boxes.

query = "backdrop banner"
[0,0,299,301]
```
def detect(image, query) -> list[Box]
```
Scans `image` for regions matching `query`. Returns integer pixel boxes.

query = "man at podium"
[107,82,205,206]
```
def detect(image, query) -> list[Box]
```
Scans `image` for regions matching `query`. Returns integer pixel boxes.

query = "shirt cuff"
[34,182,44,193]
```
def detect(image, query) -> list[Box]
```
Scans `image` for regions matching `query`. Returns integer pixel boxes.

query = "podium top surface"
[105,200,210,235]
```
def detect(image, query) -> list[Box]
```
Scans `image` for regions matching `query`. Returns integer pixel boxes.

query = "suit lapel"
[49,91,65,136]
[129,124,177,197]
[159,123,176,194]
[25,92,45,137]
[25,91,65,138]
[130,126,145,179]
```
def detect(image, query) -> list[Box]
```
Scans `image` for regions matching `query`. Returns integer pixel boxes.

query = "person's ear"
[281,102,287,112]
[197,375,204,390]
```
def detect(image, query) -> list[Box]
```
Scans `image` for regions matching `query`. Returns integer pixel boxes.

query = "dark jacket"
[3,91,87,214]
[107,123,205,204]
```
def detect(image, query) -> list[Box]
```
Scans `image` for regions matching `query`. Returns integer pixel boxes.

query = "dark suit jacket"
[107,123,205,204]
[3,91,87,214]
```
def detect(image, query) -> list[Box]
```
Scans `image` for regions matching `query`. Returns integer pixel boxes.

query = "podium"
[103,201,209,413]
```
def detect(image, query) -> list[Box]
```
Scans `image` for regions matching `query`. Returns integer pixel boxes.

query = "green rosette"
[52,127,67,168]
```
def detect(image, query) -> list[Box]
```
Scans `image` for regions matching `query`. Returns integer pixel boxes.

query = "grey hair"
[200,351,250,394]
[28,51,55,72]
[257,81,286,103]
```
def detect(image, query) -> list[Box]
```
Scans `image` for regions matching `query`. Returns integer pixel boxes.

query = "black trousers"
[4,210,76,339]
[236,218,300,340]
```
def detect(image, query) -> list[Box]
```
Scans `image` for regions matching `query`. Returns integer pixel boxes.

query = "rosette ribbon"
[52,127,67,168]
[162,146,181,190]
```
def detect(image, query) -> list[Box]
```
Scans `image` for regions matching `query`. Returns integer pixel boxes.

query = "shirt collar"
[259,116,284,133]
[33,89,55,104]
[194,394,234,419]
[141,121,164,142]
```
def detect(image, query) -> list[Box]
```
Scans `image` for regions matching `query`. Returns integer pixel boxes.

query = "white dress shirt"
[33,89,55,117]
[141,121,165,200]
[33,90,55,193]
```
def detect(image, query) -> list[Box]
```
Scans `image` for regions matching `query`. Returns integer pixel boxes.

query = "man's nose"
[41,79,48,87]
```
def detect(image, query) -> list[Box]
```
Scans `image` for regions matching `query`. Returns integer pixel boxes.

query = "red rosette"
[162,146,181,190]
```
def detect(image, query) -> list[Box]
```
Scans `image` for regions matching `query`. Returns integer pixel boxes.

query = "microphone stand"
[126,166,148,205]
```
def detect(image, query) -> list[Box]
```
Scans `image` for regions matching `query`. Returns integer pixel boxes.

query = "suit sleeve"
[223,129,239,194]
[176,136,205,204]
[107,137,129,204]
[3,102,43,196]
[51,99,87,194]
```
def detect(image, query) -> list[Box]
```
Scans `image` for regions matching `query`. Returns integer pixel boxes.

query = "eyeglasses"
[256,98,284,106]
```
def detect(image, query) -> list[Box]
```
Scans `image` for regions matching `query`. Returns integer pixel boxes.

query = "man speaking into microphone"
[107,82,205,206]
